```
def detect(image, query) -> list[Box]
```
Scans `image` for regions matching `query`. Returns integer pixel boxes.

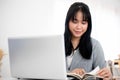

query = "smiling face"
[69,11,88,40]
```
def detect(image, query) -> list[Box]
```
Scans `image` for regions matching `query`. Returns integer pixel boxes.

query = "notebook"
[8,34,67,79]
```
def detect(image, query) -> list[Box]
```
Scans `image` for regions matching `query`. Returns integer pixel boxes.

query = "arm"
[92,39,106,69]
[92,39,112,79]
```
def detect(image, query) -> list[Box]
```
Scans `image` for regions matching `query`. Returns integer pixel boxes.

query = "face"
[69,11,88,39]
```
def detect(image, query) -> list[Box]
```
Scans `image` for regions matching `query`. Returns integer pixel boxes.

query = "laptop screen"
[8,34,67,79]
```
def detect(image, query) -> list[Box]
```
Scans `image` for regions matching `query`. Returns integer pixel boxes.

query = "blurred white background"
[0,0,120,79]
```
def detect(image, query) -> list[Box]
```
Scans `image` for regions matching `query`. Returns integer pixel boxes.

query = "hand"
[97,67,112,80]
[71,68,86,76]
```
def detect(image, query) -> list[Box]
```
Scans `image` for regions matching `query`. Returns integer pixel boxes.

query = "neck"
[71,37,80,49]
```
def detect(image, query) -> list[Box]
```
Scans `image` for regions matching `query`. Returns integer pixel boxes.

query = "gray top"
[66,38,106,72]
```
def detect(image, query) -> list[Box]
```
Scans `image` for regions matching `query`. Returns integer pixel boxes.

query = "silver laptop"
[8,34,67,79]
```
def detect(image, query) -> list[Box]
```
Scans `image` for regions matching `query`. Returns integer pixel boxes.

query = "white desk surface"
[0,55,66,80]
[2,54,120,80]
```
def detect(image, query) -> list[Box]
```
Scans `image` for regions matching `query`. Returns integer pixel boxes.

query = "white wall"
[0,0,120,78]
[0,0,120,60]
[89,0,120,60]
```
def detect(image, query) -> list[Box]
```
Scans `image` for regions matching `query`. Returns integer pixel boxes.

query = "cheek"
[68,22,73,32]
[83,25,88,32]
[84,26,88,31]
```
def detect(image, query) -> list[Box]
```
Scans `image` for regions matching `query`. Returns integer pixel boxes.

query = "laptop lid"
[8,34,67,79]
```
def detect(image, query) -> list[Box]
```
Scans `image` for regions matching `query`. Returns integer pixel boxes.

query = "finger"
[98,70,111,79]
[99,71,109,77]
[103,78,110,80]
[97,68,105,74]
[81,69,85,74]
[76,71,80,75]
[74,69,85,75]
[97,68,109,75]
[74,70,82,75]
[79,69,85,75]
[71,69,81,75]
[78,71,84,75]
[102,73,109,78]
[71,68,86,75]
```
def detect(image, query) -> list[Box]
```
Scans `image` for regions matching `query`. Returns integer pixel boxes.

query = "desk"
[0,77,17,80]
[0,55,60,80]
[1,55,120,80]
[0,77,65,80]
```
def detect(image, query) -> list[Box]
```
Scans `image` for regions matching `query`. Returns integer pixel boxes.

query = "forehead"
[74,11,83,20]
[73,10,88,21]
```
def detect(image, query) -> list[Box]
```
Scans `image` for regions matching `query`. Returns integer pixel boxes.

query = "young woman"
[64,2,111,79]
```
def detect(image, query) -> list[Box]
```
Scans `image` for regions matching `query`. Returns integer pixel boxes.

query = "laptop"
[8,34,67,80]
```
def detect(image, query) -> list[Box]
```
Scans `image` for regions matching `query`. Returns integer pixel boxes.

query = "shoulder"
[91,38,102,50]
[90,37,104,57]
[91,37,104,57]
[90,38,106,68]
[91,38,100,45]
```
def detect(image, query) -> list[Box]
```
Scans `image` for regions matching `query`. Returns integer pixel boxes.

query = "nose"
[76,22,82,29]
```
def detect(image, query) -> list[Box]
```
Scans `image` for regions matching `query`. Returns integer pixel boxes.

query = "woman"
[64,2,111,79]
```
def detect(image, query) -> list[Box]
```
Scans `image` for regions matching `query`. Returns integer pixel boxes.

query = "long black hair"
[64,2,92,59]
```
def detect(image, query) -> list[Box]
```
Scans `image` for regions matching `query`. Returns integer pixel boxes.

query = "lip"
[74,31,82,34]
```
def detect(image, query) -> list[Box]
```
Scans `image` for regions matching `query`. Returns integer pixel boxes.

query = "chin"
[74,32,83,37]
[74,35,82,38]
[74,33,82,37]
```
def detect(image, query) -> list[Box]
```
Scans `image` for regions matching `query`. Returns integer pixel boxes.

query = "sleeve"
[92,39,106,69]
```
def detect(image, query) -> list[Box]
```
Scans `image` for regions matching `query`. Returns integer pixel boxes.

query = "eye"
[72,19,78,23]
[82,21,87,24]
